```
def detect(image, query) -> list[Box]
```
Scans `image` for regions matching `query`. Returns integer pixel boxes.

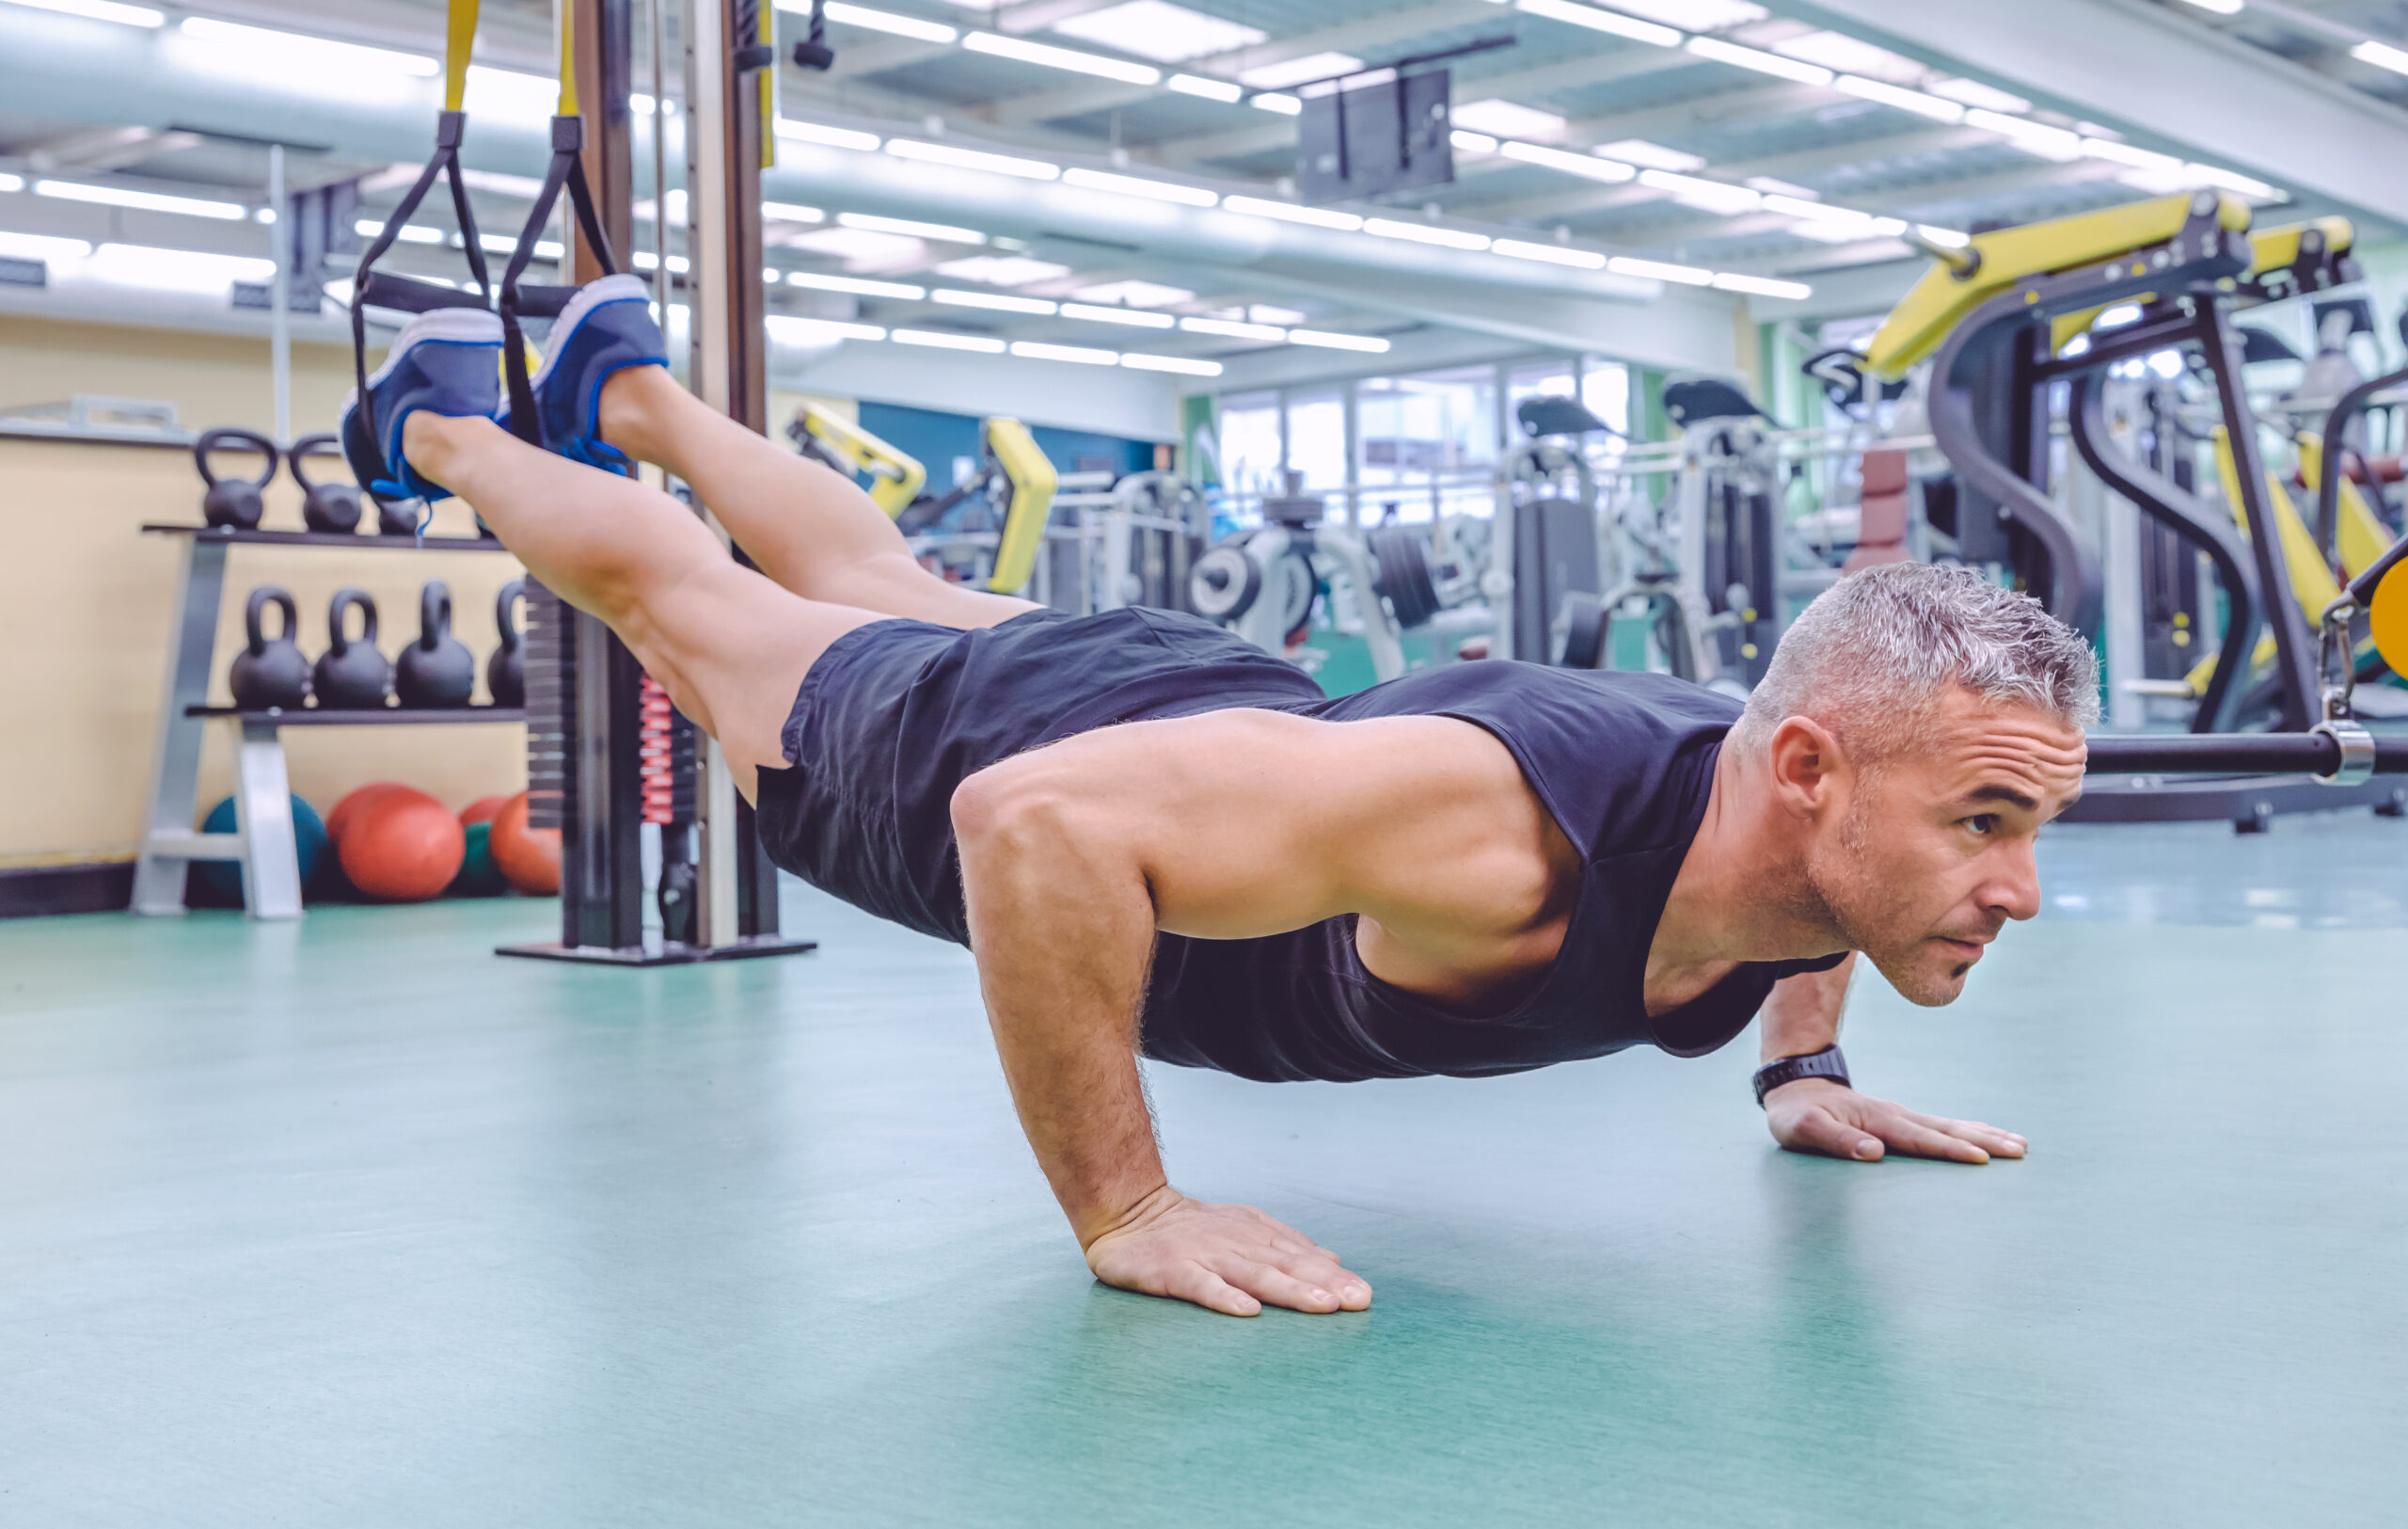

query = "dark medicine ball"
[190,794,327,905]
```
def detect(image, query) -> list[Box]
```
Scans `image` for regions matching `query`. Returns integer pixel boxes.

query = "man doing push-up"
[343,279,2095,1318]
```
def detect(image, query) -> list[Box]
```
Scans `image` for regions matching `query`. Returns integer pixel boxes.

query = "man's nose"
[1984,838,2043,923]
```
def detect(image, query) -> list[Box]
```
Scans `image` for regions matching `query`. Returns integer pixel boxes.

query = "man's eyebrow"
[1959,784,2042,812]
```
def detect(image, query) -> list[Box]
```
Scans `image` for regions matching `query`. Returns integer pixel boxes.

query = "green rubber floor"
[4,813,2406,1526]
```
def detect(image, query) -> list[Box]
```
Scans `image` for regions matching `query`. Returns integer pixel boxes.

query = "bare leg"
[597,365,1039,629]
[404,411,871,801]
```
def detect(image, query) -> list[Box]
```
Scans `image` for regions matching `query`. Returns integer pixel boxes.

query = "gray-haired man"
[364,291,2096,1320]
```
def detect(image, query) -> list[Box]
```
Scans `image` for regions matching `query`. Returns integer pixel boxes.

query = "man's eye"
[1965,814,1999,836]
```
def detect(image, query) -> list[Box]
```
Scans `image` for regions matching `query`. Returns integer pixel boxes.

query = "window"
[1286,389,1347,500]
[1355,365,1499,523]
[1214,390,1281,501]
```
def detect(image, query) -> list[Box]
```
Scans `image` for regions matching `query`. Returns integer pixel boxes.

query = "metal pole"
[267,143,290,445]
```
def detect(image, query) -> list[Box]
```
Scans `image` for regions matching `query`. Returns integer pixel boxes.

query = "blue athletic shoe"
[339,307,503,506]
[503,274,666,475]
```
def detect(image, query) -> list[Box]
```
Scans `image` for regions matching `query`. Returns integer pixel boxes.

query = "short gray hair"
[1738,563,2099,758]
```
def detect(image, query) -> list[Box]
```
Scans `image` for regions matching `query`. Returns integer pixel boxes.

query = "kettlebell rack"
[134,523,523,921]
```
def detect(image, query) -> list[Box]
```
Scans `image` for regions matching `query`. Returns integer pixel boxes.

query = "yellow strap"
[758,0,778,169]
[557,4,578,118]
[443,0,479,112]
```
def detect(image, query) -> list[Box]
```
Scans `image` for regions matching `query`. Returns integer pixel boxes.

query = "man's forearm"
[1759,952,1856,1062]
[955,788,1168,1246]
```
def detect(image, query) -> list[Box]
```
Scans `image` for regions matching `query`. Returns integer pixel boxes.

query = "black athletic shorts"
[752,605,1324,945]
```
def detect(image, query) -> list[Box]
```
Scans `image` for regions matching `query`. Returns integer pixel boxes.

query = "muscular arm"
[951,708,1558,1316]
[1754,953,2028,1165]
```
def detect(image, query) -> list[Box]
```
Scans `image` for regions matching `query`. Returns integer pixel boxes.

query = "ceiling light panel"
[762,200,826,223]
[1450,130,1499,153]
[1072,279,1194,308]
[1181,315,1285,340]
[1010,341,1119,365]
[1059,302,1177,327]
[1500,141,1637,183]
[788,270,926,298]
[0,231,95,261]
[1240,53,1363,90]
[1833,75,1965,122]
[1250,92,1303,115]
[1606,0,1766,27]
[1248,304,1305,326]
[893,328,1008,353]
[766,315,887,342]
[176,17,436,75]
[1607,254,1713,284]
[1049,0,1265,63]
[35,179,247,220]
[1636,167,1759,213]
[1060,167,1218,205]
[884,138,1060,179]
[1684,37,1831,84]
[1593,138,1704,171]
[1513,0,1680,46]
[787,227,927,263]
[775,118,883,151]
[1451,99,1568,140]
[1288,330,1388,353]
[1362,218,1492,250]
[962,31,1162,84]
[933,254,1072,285]
[1165,72,1243,102]
[12,0,164,26]
[1492,238,1607,268]
[1710,272,1810,298]
[839,211,987,243]
[1222,195,1360,231]
[934,288,1058,313]
[1770,30,1924,83]
[1122,353,1222,376]
[814,2,958,42]
[1928,77,2030,113]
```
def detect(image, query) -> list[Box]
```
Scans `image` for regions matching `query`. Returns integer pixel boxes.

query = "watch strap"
[1753,1043,1849,1107]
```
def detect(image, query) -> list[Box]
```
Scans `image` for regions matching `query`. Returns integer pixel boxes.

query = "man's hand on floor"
[1084,1186,1373,1317]
[1764,1077,2026,1165]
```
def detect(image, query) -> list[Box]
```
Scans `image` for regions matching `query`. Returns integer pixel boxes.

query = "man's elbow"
[952,762,1083,861]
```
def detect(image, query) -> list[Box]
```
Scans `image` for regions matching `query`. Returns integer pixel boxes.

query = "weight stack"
[524,577,573,833]
[638,673,697,828]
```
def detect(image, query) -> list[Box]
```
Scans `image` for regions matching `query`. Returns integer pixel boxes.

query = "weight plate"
[1189,543,1260,621]
[1558,591,1608,668]
[2372,558,2408,677]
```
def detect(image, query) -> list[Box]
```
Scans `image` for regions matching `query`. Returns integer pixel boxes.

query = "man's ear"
[1766,715,1846,820]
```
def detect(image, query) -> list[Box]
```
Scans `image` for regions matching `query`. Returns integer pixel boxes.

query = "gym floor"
[3,814,2403,1526]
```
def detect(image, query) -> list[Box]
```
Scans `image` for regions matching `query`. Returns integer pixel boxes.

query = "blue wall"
[856,402,1160,491]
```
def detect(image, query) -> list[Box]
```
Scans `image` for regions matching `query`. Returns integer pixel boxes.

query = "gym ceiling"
[5,0,2408,386]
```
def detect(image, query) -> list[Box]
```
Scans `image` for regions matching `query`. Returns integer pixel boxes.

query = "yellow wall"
[0,314,528,866]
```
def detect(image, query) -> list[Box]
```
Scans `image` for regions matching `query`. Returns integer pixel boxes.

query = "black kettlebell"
[487,577,526,708]
[228,586,310,710]
[195,427,279,530]
[396,580,477,709]
[289,433,363,534]
[375,491,420,538]
[312,588,391,709]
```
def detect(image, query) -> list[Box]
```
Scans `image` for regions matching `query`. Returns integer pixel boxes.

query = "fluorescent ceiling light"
[2178,0,2244,13]
[2187,163,2278,199]
[1965,108,2082,161]
[776,119,883,151]
[1250,92,1303,115]
[1288,329,1389,353]
[86,242,274,292]
[1773,31,1923,83]
[1607,254,1713,285]
[1636,167,1759,213]
[816,2,958,42]
[355,218,447,245]
[893,328,1008,353]
[1513,0,1680,47]
[1122,352,1222,376]
[1451,99,1568,140]
[1051,1,1264,63]
[179,16,436,75]
[0,231,94,261]
[1928,77,2030,113]
[1011,341,1119,365]
[785,227,923,263]
[0,172,18,192]
[1745,174,1817,198]
[1181,315,1285,340]
[1500,140,1637,183]
[1607,0,1765,26]
[1060,302,1176,327]
[476,232,517,254]
[1222,195,1361,231]
[839,210,987,243]
[1450,130,1499,153]
[1492,238,1607,268]
[963,31,1161,85]
[635,189,688,222]
[788,270,926,298]
[11,0,163,25]
[1165,72,1243,103]
[763,200,826,223]
[1073,279,1192,307]
[1249,303,1305,325]
[1241,52,1364,90]
[458,168,547,199]
[1684,37,1831,85]
[933,253,1071,285]
[884,138,1060,180]
[2352,39,2408,75]
[631,250,693,272]
[1833,75,1964,122]
[1594,138,1704,171]
[1710,272,1810,298]
[2081,138,2180,172]
[766,314,887,343]
[1362,217,1492,250]
[1917,224,1970,247]
[1061,167,1217,205]
[934,288,1058,314]
[35,179,246,220]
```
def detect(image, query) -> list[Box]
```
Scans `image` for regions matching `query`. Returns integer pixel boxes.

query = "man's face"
[1803,691,2087,1006]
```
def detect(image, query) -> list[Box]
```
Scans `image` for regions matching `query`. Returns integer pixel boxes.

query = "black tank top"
[1142,662,1846,1081]
[753,608,1844,1086]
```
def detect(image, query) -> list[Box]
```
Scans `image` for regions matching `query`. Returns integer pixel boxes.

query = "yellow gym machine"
[787,406,1057,595]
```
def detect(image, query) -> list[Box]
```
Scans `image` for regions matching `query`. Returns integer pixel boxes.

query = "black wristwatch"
[1753,1044,1849,1107]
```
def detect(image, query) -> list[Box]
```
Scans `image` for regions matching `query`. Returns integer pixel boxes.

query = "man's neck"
[1652,741,1847,972]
